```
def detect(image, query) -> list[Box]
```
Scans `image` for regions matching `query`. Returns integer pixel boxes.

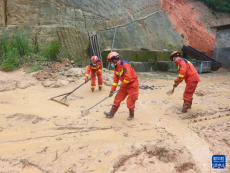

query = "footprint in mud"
[69,94,84,100]
[164,104,181,116]
[0,101,12,104]
[6,114,48,124]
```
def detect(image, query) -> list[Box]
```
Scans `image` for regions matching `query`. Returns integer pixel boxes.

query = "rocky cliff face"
[0,0,229,64]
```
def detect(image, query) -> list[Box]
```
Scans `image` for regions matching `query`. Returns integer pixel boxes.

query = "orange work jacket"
[111,60,138,91]
[85,59,103,77]
[176,58,201,84]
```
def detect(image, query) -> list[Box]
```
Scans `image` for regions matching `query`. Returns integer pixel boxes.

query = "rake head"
[50,97,69,106]
[81,109,90,116]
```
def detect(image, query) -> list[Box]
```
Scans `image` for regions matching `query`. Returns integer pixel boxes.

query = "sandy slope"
[0,69,229,173]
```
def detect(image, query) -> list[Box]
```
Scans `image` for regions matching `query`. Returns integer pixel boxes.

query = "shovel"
[50,75,95,106]
[81,90,119,116]
[166,86,175,96]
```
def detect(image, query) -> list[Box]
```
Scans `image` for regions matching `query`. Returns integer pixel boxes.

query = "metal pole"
[88,32,95,55]
[111,27,117,52]
[87,90,119,111]
[108,27,117,70]
[93,34,99,58]
[89,43,93,58]
[96,34,103,61]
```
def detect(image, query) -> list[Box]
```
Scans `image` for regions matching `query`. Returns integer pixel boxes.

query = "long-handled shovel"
[50,76,95,106]
[81,90,119,116]
[166,86,175,96]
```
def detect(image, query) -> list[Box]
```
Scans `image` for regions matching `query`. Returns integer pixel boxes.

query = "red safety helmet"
[107,52,120,62]
[91,56,98,66]
[170,51,181,62]
[91,55,98,62]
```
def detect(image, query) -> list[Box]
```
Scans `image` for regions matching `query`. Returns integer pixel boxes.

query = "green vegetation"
[43,40,60,61]
[199,0,230,13]
[0,27,60,72]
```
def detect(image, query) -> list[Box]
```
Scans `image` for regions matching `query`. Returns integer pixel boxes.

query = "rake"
[50,75,95,106]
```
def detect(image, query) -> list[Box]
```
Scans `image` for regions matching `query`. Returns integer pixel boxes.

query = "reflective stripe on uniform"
[86,74,89,77]
[113,83,118,86]
[98,69,101,72]
[91,67,96,69]
[124,79,129,83]
[99,85,102,87]
[116,71,119,75]
[120,69,124,76]
[91,86,96,88]
[178,74,185,78]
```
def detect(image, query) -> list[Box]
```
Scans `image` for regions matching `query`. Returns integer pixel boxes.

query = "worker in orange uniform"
[85,56,103,92]
[170,51,201,113]
[104,52,139,121]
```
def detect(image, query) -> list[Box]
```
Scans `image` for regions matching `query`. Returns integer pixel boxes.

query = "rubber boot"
[127,109,134,121]
[188,98,193,109]
[182,100,190,113]
[104,104,120,118]
[91,88,95,92]
[99,86,102,91]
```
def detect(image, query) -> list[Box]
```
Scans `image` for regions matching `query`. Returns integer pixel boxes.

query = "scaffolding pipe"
[108,27,117,70]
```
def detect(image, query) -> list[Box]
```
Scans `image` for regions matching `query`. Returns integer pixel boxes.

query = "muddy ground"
[0,67,229,173]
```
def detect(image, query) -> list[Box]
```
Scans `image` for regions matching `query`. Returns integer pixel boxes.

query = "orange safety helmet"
[170,51,181,62]
[107,52,120,62]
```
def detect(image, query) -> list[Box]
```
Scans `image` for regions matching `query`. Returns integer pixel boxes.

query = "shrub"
[0,48,20,71]
[11,27,31,56]
[199,0,230,13]
[43,40,60,61]
[0,28,10,55]
[26,61,43,74]
[0,27,61,72]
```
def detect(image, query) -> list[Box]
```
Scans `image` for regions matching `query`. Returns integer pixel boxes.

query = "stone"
[56,79,69,87]
[17,76,38,89]
[0,81,17,92]
[42,80,56,87]
[69,68,85,77]
[66,78,75,82]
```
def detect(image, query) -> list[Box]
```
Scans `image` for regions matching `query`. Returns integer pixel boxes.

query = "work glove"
[109,91,114,97]
[85,77,88,83]
[173,80,178,88]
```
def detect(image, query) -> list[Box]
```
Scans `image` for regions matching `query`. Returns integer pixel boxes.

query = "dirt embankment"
[159,0,216,57]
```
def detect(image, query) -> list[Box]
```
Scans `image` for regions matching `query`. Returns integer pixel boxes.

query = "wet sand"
[0,69,229,173]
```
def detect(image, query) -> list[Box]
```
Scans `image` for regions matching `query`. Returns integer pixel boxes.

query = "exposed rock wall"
[0,0,229,65]
[0,0,184,65]
[0,0,7,25]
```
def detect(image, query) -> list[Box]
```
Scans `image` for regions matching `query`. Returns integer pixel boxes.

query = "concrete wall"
[101,50,171,62]
[213,29,230,68]
[101,50,171,72]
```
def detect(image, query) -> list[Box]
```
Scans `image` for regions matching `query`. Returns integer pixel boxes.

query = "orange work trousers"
[91,71,103,89]
[114,81,139,109]
[183,82,198,101]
